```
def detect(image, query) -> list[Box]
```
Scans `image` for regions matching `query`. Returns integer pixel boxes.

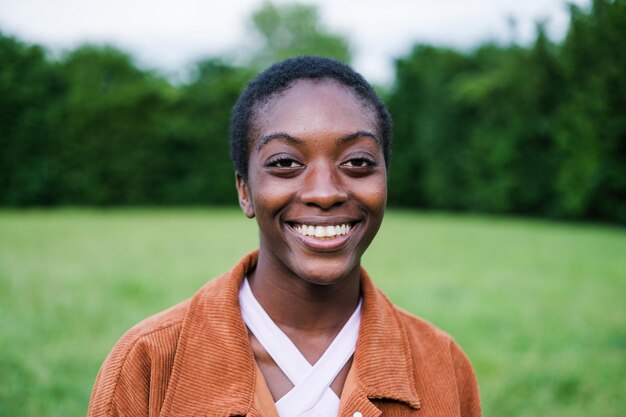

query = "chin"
[290,255,360,287]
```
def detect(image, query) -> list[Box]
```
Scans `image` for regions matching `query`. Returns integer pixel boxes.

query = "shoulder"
[392,304,482,416]
[392,304,475,372]
[367,282,455,350]
[87,300,189,416]
[87,253,256,417]
[103,298,189,369]
[393,305,453,343]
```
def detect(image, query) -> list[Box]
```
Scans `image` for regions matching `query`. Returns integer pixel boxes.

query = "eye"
[266,156,304,170]
[342,157,376,168]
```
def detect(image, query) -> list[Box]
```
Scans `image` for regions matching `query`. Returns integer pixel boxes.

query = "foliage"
[0,39,251,206]
[387,45,474,209]
[0,1,624,223]
[159,59,253,204]
[387,0,625,223]
[0,34,60,205]
[248,2,351,67]
[554,0,626,222]
[52,46,172,205]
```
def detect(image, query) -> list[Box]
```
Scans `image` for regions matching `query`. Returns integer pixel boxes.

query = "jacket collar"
[352,268,421,411]
[161,251,420,416]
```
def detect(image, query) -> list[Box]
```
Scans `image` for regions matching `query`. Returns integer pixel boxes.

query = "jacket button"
[353,412,362,417]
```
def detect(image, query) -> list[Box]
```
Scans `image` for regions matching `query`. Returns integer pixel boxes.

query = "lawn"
[0,209,624,416]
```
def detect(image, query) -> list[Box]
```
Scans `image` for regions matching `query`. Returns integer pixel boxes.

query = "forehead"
[252,79,378,143]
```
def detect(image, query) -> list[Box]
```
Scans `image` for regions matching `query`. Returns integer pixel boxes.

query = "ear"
[235,173,255,218]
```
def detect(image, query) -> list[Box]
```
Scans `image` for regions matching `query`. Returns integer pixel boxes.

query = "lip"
[286,215,361,226]
[284,220,362,252]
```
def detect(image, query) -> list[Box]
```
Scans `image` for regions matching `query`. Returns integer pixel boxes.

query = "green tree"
[158,59,252,204]
[0,33,61,205]
[387,45,474,209]
[455,28,563,215]
[248,2,351,66]
[53,45,171,205]
[555,0,626,222]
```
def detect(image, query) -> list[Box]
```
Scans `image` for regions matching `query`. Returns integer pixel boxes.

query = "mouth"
[291,223,354,239]
[285,220,360,251]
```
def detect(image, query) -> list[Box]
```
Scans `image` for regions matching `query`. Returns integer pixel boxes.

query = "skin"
[236,78,388,400]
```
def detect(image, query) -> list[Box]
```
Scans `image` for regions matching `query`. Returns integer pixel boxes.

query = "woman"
[88,56,481,417]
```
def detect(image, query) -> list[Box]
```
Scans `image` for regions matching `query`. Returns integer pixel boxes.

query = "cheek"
[353,176,387,213]
[250,179,296,218]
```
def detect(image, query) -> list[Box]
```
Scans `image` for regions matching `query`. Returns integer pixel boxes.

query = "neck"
[248,251,361,336]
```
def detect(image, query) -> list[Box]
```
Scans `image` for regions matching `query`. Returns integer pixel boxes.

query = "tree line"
[1,0,624,223]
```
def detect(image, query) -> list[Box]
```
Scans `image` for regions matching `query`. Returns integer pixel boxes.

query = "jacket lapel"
[160,252,258,417]
[342,268,421,414]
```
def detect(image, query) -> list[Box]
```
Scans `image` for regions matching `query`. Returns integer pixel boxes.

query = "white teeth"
[293,223,354,238]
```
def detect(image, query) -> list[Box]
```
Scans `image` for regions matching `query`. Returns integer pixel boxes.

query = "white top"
[239,278,362,417]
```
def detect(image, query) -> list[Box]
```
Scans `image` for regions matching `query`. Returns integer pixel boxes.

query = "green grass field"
[1,209,624,416]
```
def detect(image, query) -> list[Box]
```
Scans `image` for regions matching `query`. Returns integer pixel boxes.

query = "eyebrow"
[257,130,381,151]
[338,131,381,146]
[257,133,302,151]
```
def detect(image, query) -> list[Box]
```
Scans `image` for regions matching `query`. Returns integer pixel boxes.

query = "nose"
[299,163,348,209]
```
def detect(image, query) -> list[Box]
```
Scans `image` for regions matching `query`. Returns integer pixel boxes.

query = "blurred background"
[0,0,624,416]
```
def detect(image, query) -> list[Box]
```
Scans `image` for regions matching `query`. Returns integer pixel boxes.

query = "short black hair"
[229,56,392,180]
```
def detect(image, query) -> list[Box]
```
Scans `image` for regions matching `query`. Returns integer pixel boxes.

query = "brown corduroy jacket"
[88,251,481,417]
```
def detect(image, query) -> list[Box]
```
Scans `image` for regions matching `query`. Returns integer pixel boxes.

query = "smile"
[292,223,353,239]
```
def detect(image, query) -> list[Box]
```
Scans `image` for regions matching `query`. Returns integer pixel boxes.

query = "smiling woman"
[87,56,482,417]
[238,78,387,288]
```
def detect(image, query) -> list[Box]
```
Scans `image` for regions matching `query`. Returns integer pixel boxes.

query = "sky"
[0,0,590,85]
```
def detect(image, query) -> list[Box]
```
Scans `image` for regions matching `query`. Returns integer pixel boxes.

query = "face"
[236,79,387,286]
